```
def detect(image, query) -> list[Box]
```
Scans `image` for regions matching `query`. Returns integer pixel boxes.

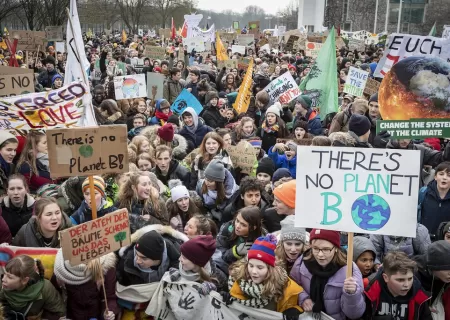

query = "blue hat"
[272,168,292,183]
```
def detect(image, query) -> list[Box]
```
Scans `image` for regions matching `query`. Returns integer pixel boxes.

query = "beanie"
[136,231,165,260]
[52,74,63,84]
[349,114,371,137]
[257,157,275,178]
[168,179,190,202]
[248,139,262,148]
[309,228,341,248]
[343,94,354,103]
[181,235,216,267]
[369,93,378,103]
[273,179,296,208]
[280,215,306,243]
[352,98,369,115]
[248,234,277,267]
[157,123,174,142]
[82,176,106,197]
[296,95,312,109]
[167,114,180,126]
[444,222,450,235]
[205,91,219,105]
[293,120,308,133]
[36,184,59,198]
[204,159,226,183]
[426,241,450,271]
[44,55,56,66]
[0,131,18,147]
[266,102,281,118]
[272,168,292,183]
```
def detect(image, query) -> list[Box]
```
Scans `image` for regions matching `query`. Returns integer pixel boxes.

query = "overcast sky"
[196,0,293,15]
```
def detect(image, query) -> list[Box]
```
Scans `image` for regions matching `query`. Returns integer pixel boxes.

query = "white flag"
[184,14,203,39]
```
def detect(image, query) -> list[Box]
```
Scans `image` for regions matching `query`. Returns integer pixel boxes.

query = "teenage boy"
[364,251,432,320]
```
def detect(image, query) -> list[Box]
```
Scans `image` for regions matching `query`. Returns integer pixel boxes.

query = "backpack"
[417,186,428,223]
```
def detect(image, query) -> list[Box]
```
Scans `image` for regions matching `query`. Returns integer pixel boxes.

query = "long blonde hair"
[16,130,46,176]
[275,239,306,270]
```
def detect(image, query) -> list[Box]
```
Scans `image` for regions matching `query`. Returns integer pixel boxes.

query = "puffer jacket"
[290,254,366,320]
[201,105,226,129]
[268,147,297,178]
[70,200,118,225]
[13,215,72,248]
[370,223,431,262]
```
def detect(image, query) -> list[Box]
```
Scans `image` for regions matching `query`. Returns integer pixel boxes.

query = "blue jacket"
[268,147,297,178]
[305,109,323,136]
[178,107,213,151]
[70,200,118,225]
[149,99,171,125]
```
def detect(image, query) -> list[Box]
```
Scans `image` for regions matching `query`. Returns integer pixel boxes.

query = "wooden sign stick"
[346,232,354,278]
[88,175,98,220]
[99,268,109,313]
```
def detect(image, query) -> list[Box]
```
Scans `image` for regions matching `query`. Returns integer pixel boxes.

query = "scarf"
[53,249,92,285]
[36,153,49,171]
[241,131,256,140]
[233,279,270,309]
[77,199,107,223]
[133,245,168,283]
[185,124,197,135]
[179,262,212,282]
[303,259,340,317]
[3,279,44,310]
[155,110,172,122]
[262,120,279,134]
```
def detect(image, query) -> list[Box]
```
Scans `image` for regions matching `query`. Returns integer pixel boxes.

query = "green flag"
[299,27,338,119]
[429,22,437,36]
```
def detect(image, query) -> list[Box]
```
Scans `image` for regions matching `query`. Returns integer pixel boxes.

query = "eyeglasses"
[312,247,334,254]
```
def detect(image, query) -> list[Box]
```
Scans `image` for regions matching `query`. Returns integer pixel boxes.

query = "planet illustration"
[379,56,450,120]
[351,194,391,231]
[122,78,140,98]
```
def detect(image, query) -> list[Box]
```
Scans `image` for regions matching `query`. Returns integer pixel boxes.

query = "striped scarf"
[228,277,270,308]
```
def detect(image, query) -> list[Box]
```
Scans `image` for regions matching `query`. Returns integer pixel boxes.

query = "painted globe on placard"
[351,194,391,231]
[379,56,450,120]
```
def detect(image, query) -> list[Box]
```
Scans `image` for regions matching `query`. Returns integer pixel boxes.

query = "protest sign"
[294,146,420,237]
[217,60,237,69]
[285,35,299,51]
[45,26,63,41]
[268,36,279,48]
[263,71,300,104]
[226,140,257,174]
[233,58,253,114]
[191,25,216,43]
[443,25,450,39]
[0,66,34,97]
[305,42,323,59]
[55,41,65,53]
[336,37,346,49]
[0,82,89,134]
[237,34,255,46]
[277,26,287,36]
[46,125,128,178]
[184,37,205,52]
[11,30,47,51]
[348,38,365,52]
[258,38,268,47]
[218,32,237,43]
[114,74,146,100]
[364,78,380,97]
[144,46,166,60]
[94,59,127,76]
[376,119,450,139]
[146,72,165,100]
[237,57,251,70]
[159,28,171,38]
[307,35,323,43]
[170,89,203,116]
[248,21,260,35]
[374,33,450,77]
[343,66,369,97]
[231,45,246,54]
[60,209,130,265]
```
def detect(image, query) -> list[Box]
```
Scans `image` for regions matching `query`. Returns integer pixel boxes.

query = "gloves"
[104,311,115,320]
[235,242,252,256]
[169,267,180,281]
[283,307,302,320]
[373,130,391,148]
[196,281,217,295]
[220,291,233,305]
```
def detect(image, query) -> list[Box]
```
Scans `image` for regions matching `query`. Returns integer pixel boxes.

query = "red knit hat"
[157,123,174,142]
[309,229,341,248]
[181,235,216,267]
[247,234,277,267]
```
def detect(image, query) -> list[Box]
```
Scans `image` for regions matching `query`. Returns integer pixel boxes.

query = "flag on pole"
[299,27,338,119]
[233,58,254,114]
[171,17,176,39]
[216,32,229,61]
[181,21,187,38]
[428,22,437,36]
[122,30,127,43]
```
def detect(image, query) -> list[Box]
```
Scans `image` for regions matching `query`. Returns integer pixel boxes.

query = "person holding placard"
[0,132,19,195]
[290,229,366,320]
[258,102,289,153]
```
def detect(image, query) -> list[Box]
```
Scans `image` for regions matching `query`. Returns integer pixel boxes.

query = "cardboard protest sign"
[146,72,165,100]
[60,209,130,265]
[248,21,260,35]
[184,37,205,52]
[218,32,237,43]
[376,119,450,139]
[159,28,171,38]
[0,66,34,97]
[363,78,380,97]
[374,34,450,77]
[225,141,256,174]
[343,67,369,97]
[348,38,365,52]
[45,26,63,41]
[46,125,129,178]
[217,60,237,70]
[0,82,89,134]
[237,58,251,70]
[144,46,166,60]
[307,35,323,43]
[11,30,47,51]
[231,45,246,55]
[237,34,255,46]
[336,37,346,49]
[285,35,299,51]
[294,146,421,237]
[443,25,450,39]
[268,37,279,48]
[55,42,65,53]
[305,42,323,59]
[258,38,268,47]
[263,71,300,104]
[170,89,203,116]
[114,74,146,100]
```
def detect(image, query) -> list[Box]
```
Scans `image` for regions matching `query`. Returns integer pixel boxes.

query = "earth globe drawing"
[379,56,450,120]
[351,194,391,231]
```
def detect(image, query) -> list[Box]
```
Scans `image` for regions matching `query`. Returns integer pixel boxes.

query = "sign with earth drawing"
[294,146,420,237]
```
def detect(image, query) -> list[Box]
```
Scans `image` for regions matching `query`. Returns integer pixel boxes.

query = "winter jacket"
[0,215,11,244]
[165,191,204,231]
[185,81,200,100]
[302,109,322,136]
[222,189,270,224]
[290,254,366,320]
[258,128,284,154]
[363,268,432,320]
[328,110,351,134]
[163,78,183,105]
[38,69,59,88]
[201,105,226,129]
[151,160,190,187]
[268,147,297,178]
[419,180,450,238]
[17,162,54,193]
[178,107,213,153]
[51,253,119,320]
[190,149,234,191]
[370,224,431,262]
[353,236,379,288]
[348,131,373,148]
[148,99,173,126]
[139,126,189,161]
[0,195,35,238]
[116,199,169,234]
[261,207,285,233]
[70,201,118,225]
[13,215,72,248]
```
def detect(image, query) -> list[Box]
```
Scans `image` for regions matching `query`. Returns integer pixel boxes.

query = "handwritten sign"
[218,60,238,70]
[46,125,129,178]
[268,37,279,48]
[226,140,257,174]
[348,38,365,52]
[144,46,166,60]
[114,74,147,100]
[237,58,251,70]
[232,45,246,55]
[263,71,300,104]
[285,35,299,51]
[294,146,420,237]
[218,32,237,43]
[147,72,165,100]
[237,34,255,46]
[60,209,131,265]
[0,66,34,97]
[45,26,63,41]
[10,30,47,51]
[344,66,369,97]
[305,42,323,58]
[364,78,380,96]
[184,37,205,52]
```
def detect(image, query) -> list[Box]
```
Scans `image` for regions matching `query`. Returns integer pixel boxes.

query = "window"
[343,21,352,31]
[343,0,349,21]
[389,1,425,24]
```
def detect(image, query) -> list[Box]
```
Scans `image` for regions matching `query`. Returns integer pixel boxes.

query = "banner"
[45,26,63,41]
[184,14,203,39]
[216,33,229,61]
[191,24,216,42]
[374,33,450,78]
[147,72,165,100]
[60,209,130,265]
[233,58,253,114]
[299,28,338,119]
[0,66,34,97]
[170,89,203,116]
[294,146,421,238]
[348,38,365,51]
[263,71,300,104]
[114,74,147,100]
[144,46,166,60]
[46,125,129,178]
[376,119,450,139]
[305,42,323,59]
[217,32,236,43]
[184,37,205,52]
[0,82,90,134]
[343,66,369,97]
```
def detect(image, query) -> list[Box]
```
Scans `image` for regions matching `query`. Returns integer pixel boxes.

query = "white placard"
[55,41,65,53]
[232,45,246,54]
[295,146,421,237]
[114,74,147,100]
[263,71,300,104]
[184,36,205,52]
[443,25,450,39]
[343,66,369,97]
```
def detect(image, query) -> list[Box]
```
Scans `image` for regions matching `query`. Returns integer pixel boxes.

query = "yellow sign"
[233,58,253,114]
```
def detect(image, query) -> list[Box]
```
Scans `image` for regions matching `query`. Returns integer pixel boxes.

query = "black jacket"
[261,207,285,233]
[419,180,450,238]
[201,106,226,129]
[1,195,35,237]
[151,160,190,187]
[222,189,270,224]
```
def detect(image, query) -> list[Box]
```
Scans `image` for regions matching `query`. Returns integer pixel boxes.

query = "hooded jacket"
[163,78,183,105]
[419,180,450,237]
[0,195,35,238]
[300,109,322,136]
[353,236,378,288]
[268,146,297,178]
[13,214,72,248]
[149,99,173,125]
[151,160,190,187]
[178,107,213,152]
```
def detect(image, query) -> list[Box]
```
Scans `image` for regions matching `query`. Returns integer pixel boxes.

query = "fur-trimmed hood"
[1,195,35,209]
[138,125,188,161]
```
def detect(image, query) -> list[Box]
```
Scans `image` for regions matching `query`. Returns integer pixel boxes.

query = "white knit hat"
[169,179,189,202]
[0,131,18,147]
[266,102,282,118]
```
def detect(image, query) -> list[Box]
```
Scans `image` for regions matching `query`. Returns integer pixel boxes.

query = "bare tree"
[41,0,70,26]
[83,0,120,29]
[19,0,42,30]
[277,0,299,30]
[0,0,21,27]
[116,0,150,33]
